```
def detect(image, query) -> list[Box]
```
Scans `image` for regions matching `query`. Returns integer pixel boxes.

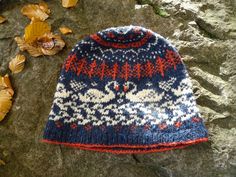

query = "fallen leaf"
[9,54,26,74]
[0,74,14,122]
[24,21,51,44]
[0,74,14,96]
[39,1,51,14]
[62,0,78,8]
[0,76,8,90]
[15,17,65,57]
[0,15,6,24]
[0,90,12,122]
[38,33,66,55]
[21,2,50,21]
[59,27,73,35]
[15,33,65,57]
[15,36,43,57]
[0,159,6,166]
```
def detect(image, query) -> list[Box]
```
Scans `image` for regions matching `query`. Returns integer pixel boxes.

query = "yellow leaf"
[15,36,44,57]
[15,36,43,57]
[0,15,6,24]
[0,90,12,122]
[62,0,78,8]
[14,37,27,51]
[0,76,8,90]
[39,33,65,55]
[21,2,50,21]
[9,54,26,74]
[15,33,65,57]
[24,21,51,44]
[39,1,51,14]
[0,74,14,96]
[0,159,6,166]
[59,27,73,35]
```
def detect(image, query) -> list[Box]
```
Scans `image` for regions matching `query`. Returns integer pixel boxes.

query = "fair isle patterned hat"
[41,25,209,154]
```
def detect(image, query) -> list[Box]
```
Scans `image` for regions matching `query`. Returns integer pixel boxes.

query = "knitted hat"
[41,25,209,154]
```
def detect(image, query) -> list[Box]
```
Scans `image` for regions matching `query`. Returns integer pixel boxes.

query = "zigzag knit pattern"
[42,25,209,154]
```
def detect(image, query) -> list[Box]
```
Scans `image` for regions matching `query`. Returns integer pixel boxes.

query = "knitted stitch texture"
[42,25,209,154]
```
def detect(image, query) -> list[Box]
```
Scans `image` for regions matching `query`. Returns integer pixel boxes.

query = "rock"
[196,0,236,39]
[210,126,236,169]
[188,21,198,27]
[0,0,236,177]
[135,4,149,10]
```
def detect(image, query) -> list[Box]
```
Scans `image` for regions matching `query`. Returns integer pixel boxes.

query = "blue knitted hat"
[42,25,209,154]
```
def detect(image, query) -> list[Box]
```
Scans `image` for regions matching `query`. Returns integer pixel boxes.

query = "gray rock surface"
[0,0,235,176]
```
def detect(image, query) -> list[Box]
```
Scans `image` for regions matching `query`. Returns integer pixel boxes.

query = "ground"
[0,0,236,177]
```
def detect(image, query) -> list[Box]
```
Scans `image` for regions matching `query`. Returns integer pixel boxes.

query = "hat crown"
[90,25,152,46]
[64,26,182,80]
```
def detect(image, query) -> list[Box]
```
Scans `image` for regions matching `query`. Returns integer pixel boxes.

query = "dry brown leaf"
[0,76,8,90]
[9,54,26,74]
[24,21,51,44]
[15,33,65,57]
[14,37,26,51]
[38,33,65,55]
[62,0,78,8]
[0,159,6,166]
[0,89,13,122]
[0,74,14,122]
[15,17,65,57]
[0,15,6,24]
[0,74,14,96]
[21,2,50,21]
[59,27,73,34]
[15,36,44,57]
[39,1,51,14]
[24,46,43,57]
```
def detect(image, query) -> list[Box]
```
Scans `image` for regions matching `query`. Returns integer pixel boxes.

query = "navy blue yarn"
[42,26,209,148]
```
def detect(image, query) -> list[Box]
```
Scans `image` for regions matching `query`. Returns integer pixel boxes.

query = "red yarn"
[63,49,181,80]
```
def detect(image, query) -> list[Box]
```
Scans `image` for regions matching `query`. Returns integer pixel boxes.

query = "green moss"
[136,0,170,17]
[152,5,170,17]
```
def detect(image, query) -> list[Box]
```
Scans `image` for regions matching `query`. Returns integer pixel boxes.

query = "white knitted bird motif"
[78,81,118,103]
[124,81,164,102]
